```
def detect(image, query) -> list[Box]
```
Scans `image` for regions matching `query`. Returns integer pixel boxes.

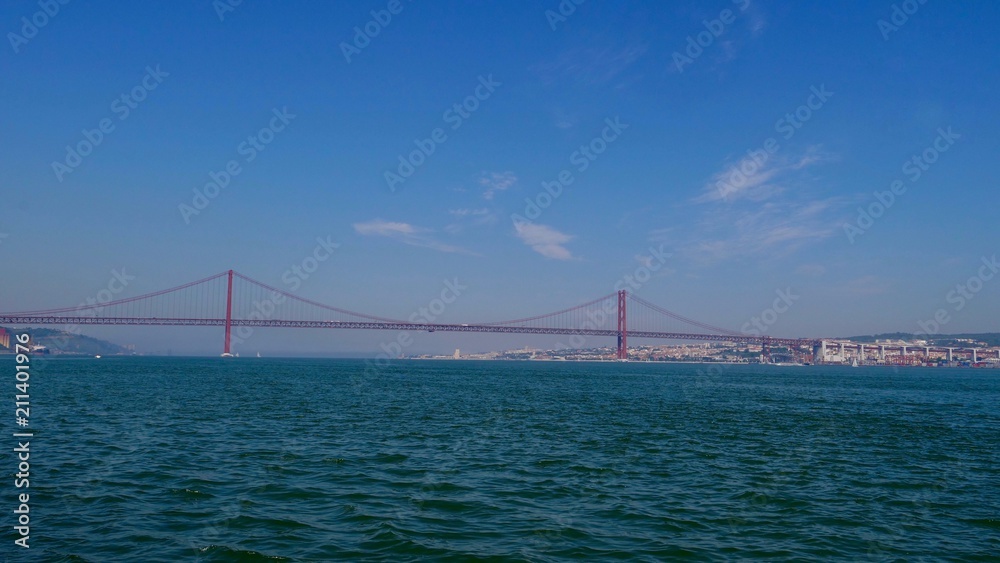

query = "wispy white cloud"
[694,147,834,204]
[694,164,782,204]
[353,219,477,255]
[445,207,498,235]
[665,147,845,263]
[745,3,768,37]
[532,42,647,87]
[514,222,576,260]
[635,254,676,276]
[680,199,843,262]
[478,172,517,200]
[844,275,892,296]
[553,107,579,130]
[795,264,827,277]
[353,220,417,237]
[448,208,490,217]
[667,5,768,75]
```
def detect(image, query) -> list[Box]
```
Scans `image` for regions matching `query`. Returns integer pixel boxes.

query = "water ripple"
[9,358,1000,561]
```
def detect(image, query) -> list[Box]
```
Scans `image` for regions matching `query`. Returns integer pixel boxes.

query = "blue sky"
[1,0,998,355]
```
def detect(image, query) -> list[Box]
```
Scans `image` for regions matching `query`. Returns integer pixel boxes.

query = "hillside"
[0,327,128,355]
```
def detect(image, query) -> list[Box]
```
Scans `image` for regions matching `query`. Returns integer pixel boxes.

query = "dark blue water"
[3,358,999,561]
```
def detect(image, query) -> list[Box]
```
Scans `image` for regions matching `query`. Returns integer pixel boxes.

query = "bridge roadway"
[0,315,815,348]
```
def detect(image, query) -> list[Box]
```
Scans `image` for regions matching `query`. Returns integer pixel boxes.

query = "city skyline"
[2,1,999,355]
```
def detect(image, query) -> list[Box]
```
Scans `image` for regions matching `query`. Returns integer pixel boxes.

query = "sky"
[1,0,999,356]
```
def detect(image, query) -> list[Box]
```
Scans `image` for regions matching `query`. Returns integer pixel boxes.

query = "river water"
[6,358,999,561]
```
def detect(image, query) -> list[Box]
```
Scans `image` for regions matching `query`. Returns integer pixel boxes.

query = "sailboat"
[851,357,859,368]
[256,352,262,358]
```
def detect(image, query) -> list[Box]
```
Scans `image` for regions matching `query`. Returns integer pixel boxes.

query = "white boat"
[851,357,859,368]
[221,352,235,358]
[94,355,101,359]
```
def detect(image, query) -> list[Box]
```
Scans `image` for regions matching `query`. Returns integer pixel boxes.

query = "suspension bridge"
[0,270,818,359]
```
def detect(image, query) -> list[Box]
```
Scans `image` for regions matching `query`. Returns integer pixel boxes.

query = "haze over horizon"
[2,0,998,356]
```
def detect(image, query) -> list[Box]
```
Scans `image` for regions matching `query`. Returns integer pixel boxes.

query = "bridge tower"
[223,269,234,355]
[616,290,627,360]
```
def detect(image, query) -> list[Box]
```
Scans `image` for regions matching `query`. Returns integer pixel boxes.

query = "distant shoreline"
[5,354,995,369]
